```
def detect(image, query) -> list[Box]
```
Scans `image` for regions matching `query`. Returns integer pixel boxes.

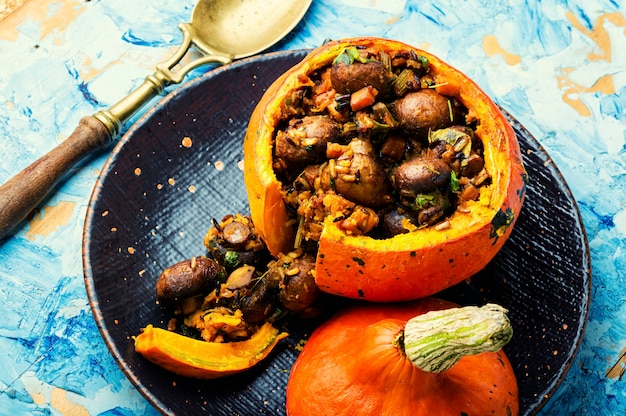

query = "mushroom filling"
[273,45,491,244]
[156,215,322,343]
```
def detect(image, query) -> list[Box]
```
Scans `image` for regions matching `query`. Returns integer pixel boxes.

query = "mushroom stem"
[402,303,513,373]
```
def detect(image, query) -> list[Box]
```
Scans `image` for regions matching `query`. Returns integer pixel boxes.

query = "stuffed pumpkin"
[243,37,527,302]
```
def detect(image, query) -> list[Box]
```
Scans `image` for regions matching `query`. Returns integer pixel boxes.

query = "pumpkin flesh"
[243,37,527,302]
[134,322,287,379]
[285,298,519,416]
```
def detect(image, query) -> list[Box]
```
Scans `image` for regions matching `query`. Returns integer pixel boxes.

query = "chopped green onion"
[417,55,429,69]
[224,251,240,269]
[333,46,370,66]
[415,193,434,210]
[450,171,460,193]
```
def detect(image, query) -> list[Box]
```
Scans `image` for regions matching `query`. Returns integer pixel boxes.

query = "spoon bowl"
[0,0,312,240]
[191,0,312,59]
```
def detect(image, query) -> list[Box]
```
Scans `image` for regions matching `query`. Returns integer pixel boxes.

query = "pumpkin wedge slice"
[134,322,287,379]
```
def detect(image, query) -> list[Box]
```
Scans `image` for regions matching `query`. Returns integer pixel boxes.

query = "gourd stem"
[402,303,512,374]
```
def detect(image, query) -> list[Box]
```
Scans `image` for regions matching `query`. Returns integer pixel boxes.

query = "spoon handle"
[0,116,111,239]
[0,75,168,240]
[0,23,232,240]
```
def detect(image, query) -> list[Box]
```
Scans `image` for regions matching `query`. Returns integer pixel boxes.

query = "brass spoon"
[0,0,311,239]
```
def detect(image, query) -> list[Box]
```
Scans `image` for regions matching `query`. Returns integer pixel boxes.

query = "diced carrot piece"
[350,86,378,111]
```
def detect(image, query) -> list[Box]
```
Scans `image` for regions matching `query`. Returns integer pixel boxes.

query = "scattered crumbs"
[168,177,175,186]
[553,350,559,355]
[188,185,196,193]
[102,210,109,217]
[294,338,307,352]
[563,324,568,330]
[139,269,146,276]
[182,136,193,148]
[128,247,135,254]
[172,381,177,387]
[179,231,185,237]
[114,319,119,325]
[215,160,225,171]
[134,167,141,176]
[157,183,163,189]
[111,227,117,232]
[237,160,245,171]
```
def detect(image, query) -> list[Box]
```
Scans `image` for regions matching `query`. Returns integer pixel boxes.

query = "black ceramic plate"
[83,50,591,416]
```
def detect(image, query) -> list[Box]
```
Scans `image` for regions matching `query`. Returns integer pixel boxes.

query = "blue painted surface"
[1,0,625,414]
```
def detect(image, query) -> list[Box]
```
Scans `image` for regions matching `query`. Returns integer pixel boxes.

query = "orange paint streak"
[482,34,522,66]
[0,0,87,42]
[0,0,27,22]
[79,53,130,83]
[26,200,76,239]
[557,68,615,117]
[50,388,89,416]
[558,11,624,116]
[566,11,626,62]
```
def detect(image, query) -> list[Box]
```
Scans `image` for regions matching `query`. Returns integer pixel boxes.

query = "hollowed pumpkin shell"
[243,37,527,302]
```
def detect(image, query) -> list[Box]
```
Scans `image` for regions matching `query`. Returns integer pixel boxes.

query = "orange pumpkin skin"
[285,298,519,416]
[134,322,287,379]
[243,37,527,302]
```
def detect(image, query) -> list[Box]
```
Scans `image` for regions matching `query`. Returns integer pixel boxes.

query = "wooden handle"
[0,116,111,239]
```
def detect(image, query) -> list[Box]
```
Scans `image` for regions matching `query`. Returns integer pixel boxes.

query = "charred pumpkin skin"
[285,298,519,416]
[243,37,527,302]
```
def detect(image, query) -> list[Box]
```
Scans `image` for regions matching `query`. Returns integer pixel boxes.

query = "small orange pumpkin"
[286,298,519,416]
[243,37,527,301]
[134,322,287,379]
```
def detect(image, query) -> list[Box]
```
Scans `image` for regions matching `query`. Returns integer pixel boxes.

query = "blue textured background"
[1,0,625,414]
